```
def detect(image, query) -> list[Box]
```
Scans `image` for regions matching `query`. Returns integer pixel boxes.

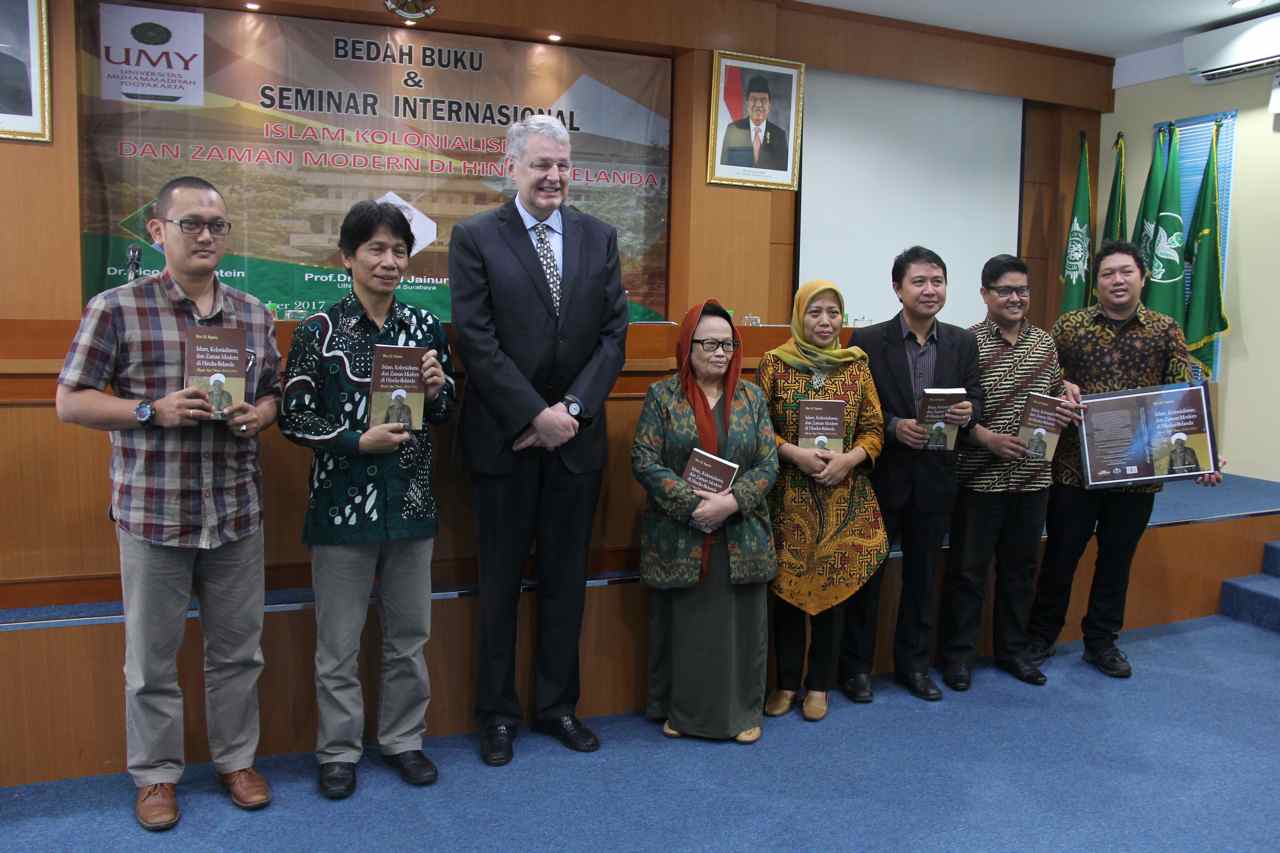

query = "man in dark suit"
[839,246,983,702]
[449,115,628,766]
[718,75,789,171]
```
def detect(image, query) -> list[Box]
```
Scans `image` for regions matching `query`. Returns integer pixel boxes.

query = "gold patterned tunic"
[757,353,889,615]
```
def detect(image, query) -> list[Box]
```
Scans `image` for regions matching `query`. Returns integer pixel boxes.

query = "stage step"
[1263,541,1280,578]
[1221,574,1280,633]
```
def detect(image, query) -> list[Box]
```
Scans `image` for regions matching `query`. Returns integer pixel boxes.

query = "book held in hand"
[682,448,740,493]
[797,399,846,453]
[917,388,966,451]
[1018,392,1063,461]
[371,345,429,431]
[185,326,245,419]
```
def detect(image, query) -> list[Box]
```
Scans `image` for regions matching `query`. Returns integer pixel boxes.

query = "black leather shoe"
[1083,646,1132,678]
[998,657,1048,686]
[1025,638,1056,667]
[895,671,942,701]
[841,673,874,704]
[384,750,438,786]
[942,663,972,692]
[318,762,356,800]
[480,724,516,767]
[532,714,601,752]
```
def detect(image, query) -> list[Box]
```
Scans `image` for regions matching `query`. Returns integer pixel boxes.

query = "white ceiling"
[805,0,1280,58]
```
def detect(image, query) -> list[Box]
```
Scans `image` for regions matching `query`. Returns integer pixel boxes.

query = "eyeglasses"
[164,217,233,237]
[986,286,1030,299]
[691,338,737,353]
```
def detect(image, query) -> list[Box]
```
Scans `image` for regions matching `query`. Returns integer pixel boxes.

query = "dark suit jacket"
[448,199,628,476]
[719,118,789,171]
[851,314,983,513]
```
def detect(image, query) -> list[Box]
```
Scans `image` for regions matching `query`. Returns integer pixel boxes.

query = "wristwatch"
[135,399,156,427]
[562,395,590,425]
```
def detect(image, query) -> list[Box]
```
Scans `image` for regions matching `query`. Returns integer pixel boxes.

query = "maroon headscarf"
[675,299,743,578]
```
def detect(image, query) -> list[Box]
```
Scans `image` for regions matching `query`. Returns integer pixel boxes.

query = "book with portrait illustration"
[1018,392,1063,461]
[682,448,740,494]
[797,399,846,453]
[917,388,966,451]
[370,345,428,431]
[184,326,245,419]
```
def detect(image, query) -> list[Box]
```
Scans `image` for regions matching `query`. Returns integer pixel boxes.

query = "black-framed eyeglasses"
[691,338,737,353]
[164,217,232,237]
[986,286,1030,299]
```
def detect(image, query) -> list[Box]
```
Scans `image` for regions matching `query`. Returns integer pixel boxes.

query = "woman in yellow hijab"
[757,281,888,721]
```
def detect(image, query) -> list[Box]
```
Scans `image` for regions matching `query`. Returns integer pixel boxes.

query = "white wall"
[1101,73,1280,481]
[798,70,1023,329]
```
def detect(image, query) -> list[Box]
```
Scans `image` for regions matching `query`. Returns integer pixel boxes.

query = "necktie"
[753,127,762,165]
[533,223,561,315]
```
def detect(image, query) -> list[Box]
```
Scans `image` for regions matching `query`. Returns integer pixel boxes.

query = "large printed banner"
[78,3,672,320]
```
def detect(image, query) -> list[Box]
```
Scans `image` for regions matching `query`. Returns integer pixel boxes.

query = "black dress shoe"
[384,749,438,786]
[998,657,1048,686]
[841,673,874,704]
[895,671,942,701]
[942,663,972,692]
[1025,638,1056,667]
[532,714,600,752]
[480,724,516,767]
[318,762,357,800]
[1083,645,1132,678]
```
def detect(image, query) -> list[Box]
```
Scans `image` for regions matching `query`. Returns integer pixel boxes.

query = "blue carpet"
[2,616,1278,852]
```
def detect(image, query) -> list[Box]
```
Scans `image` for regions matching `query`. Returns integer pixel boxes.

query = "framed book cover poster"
[706,51,803,190]
[0,0,51,141]
[1079,382,1218,489]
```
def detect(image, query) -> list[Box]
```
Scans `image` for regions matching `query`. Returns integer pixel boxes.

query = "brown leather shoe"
[219,767,272,810]
[135,783,179,831]
[802,690,829,722]
[763,689,796,717]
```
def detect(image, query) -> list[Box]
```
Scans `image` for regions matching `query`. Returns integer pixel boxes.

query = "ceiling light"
[244,2,260,9]
[1228,0,1263,9]
[548,34,562,42]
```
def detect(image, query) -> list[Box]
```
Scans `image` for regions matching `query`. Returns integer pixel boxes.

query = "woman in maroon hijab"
[631,301,779,742]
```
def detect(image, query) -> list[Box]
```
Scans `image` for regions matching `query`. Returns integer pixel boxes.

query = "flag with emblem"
[1057,132,1092,315]
[1101,132,1127,243]
[1184,120,1229,376]
[1133,125,1168,269]
[1142,125,1186,326]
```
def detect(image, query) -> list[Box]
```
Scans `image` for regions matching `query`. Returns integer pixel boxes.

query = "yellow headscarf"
[766,280,867,372]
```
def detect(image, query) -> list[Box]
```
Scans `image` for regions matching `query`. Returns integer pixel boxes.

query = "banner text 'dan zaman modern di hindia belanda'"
[79,2,672,320]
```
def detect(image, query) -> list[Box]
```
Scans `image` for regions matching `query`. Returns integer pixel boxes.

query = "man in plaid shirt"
[56,177,281,831]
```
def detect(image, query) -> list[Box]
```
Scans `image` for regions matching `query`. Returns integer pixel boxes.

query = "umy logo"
[103,23,198,76]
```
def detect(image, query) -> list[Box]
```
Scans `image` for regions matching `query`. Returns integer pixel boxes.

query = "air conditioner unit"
[1184,11,1280,83]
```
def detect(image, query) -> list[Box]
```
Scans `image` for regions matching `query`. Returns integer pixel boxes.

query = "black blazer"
[851,314,983,513]
[448,199,628,476]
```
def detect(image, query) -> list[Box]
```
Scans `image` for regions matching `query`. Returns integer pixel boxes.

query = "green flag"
[1058,132,1092,315]
[1102,132,1127,242]
[1142,125,1186,325]
[1185,121,1229,376]
[1133,125,1168,269]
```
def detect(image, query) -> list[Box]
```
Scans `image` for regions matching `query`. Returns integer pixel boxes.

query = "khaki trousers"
[117,526,265,786]
[311,538,434,763]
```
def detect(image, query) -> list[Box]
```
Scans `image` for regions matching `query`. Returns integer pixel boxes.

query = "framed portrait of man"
[706,51,804,190]
[0,0,50,141]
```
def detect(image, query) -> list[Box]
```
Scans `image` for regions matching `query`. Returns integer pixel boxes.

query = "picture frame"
[706,50,804,190]
[0,0,51,142]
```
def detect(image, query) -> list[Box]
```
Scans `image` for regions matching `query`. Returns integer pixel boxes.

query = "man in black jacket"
[449,115,628,766]
[840,246,983,702]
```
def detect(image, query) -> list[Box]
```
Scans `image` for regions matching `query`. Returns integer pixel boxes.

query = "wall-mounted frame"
[0,0,50,141]
[706,50,803,190]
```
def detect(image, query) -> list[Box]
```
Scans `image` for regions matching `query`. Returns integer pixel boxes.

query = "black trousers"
[471,450,603,727]
[1027,484,1155,653]
[840,507,948,677]
[773,598,843,692]
[940,488,1050,666]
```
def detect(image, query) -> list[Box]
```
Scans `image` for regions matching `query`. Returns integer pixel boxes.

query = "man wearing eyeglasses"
[56,176,280,831]
[939,255,1080,692]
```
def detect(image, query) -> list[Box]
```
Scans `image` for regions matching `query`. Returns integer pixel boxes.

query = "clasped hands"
[790,446,862,487]
[690,487,739,534]
[513,402,578,452]
[153,387,261,439]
